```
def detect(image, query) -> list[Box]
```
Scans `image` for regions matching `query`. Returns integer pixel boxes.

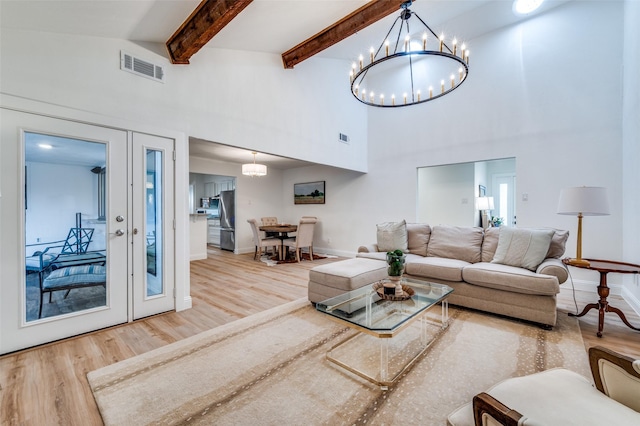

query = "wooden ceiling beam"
[281,0,409,69]
[166,0,253,65]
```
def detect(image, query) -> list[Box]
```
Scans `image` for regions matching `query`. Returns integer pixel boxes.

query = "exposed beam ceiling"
[166,0,254,65]
[281,0,408,69]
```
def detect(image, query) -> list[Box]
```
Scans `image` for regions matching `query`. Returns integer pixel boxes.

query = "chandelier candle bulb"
[417,90,421,102]
[451,74,455,88]
[370,47,374,63]
[453,39,457,56]
[429,86,433,98]
[423,32,427,50]
[359,55,363,70]
[403,93,407,104]
[380,94,384,105]
[441,80,445,93]
[439,34,444,52]
[404,35,410,52]
[385,40,389,56]
[465,50,470,64]
[459,67,463,81]
[391,94,395,106]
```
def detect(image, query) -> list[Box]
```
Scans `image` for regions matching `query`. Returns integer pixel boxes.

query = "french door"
[0,108,175,354]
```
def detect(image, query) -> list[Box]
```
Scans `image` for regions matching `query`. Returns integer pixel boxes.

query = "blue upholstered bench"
[40,265,106,318]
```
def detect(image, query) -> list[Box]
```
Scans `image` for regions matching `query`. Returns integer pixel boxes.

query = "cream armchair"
[448,346,640,426]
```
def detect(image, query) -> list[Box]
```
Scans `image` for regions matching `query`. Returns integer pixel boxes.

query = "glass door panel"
[24,133,108,321]
[146,149,163,297]
[132,132,174,319]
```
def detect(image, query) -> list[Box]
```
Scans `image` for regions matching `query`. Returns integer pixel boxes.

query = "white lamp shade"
[242,163,267,177]
[476,196,494,210]
[557,186,610,216]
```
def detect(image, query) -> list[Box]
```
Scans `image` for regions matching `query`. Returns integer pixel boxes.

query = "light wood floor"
[2,248,640,425]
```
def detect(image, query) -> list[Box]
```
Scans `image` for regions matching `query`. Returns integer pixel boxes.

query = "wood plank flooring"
[1,247,639,425]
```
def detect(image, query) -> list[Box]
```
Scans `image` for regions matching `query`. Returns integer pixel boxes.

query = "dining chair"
[247,219,280,260]
[261,217,279,238]
[282,217,317,262]
[300,216,317,253]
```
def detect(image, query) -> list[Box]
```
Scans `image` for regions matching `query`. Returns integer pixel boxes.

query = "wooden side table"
[563,258,640,337]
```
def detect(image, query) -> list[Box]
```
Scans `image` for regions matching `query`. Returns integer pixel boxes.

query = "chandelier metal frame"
[350,1,469,108]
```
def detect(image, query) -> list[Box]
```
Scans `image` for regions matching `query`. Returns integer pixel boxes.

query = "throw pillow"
[491,227,555,271]
[376,220,408,253]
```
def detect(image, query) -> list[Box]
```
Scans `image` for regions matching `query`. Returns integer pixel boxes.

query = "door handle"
[112,229,125,236]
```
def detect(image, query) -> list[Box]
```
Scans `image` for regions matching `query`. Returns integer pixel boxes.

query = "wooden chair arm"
[589,345,640,412]
[473,392,522,426]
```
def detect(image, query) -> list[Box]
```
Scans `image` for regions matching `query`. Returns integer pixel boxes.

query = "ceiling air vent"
[120,51,165,83]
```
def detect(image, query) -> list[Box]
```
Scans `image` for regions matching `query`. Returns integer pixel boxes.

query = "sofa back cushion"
[491,227,555,271]
[406,223,431,257]
[427,225,484,263]
[545,228,569,259]
[481,227,500,262]
[376,220,408,252]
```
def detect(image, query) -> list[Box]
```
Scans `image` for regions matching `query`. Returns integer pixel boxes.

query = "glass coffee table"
[316,277,453,389]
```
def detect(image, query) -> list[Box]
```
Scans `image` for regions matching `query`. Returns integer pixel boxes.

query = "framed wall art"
[294,181,325,205]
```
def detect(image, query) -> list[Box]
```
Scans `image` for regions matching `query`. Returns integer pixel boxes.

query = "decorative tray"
[372,281,415,301]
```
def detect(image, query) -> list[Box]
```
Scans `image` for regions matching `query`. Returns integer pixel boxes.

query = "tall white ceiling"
[2,0,568,168]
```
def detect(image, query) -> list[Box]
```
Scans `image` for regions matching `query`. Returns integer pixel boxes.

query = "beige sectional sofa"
[355,223,569,327]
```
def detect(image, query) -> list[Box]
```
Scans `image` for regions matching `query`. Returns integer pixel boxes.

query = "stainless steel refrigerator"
[218,190,235,251]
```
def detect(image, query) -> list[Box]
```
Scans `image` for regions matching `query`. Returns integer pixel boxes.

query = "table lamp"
[557,186,610,267]
[476,196,495,229]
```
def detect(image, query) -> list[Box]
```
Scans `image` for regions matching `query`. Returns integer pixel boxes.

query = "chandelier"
[349,1,469,108]
[242,152,267,177]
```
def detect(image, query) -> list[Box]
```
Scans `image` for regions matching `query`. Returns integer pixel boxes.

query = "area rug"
[88,299,590,425]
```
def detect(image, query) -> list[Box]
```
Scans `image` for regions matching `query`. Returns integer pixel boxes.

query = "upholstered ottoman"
[308,257,388,304]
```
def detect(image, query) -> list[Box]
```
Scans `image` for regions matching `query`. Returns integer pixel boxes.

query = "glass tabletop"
[316,277,453,333]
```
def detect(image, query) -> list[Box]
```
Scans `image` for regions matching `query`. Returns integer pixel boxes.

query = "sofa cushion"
[309,258,388,292]
[376,220,408,252]
[406,223,431,257]
[405,257,469,282]
[463,262,559,296]
[492,227,554,271]
[481,227,500,262]
[427,225,484,264]
[545,228,569,259]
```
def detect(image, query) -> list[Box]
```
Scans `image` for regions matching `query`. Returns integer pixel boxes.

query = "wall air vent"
[120,51,165,83]
[339,133,350,144]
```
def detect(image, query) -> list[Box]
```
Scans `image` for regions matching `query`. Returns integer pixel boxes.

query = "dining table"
[259,224,298,260]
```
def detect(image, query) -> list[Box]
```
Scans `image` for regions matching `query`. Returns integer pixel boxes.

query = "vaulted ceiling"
[1,0,568,168]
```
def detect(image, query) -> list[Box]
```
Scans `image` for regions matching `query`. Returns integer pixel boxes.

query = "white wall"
[622,0,640,303]
[418,163,476,226]
[25,162,97,248]
[0,29,368,173]
[359,1,625,285]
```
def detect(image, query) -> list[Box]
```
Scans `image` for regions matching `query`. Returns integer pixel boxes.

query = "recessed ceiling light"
[513,0,544,15]
[38,143,53,149]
